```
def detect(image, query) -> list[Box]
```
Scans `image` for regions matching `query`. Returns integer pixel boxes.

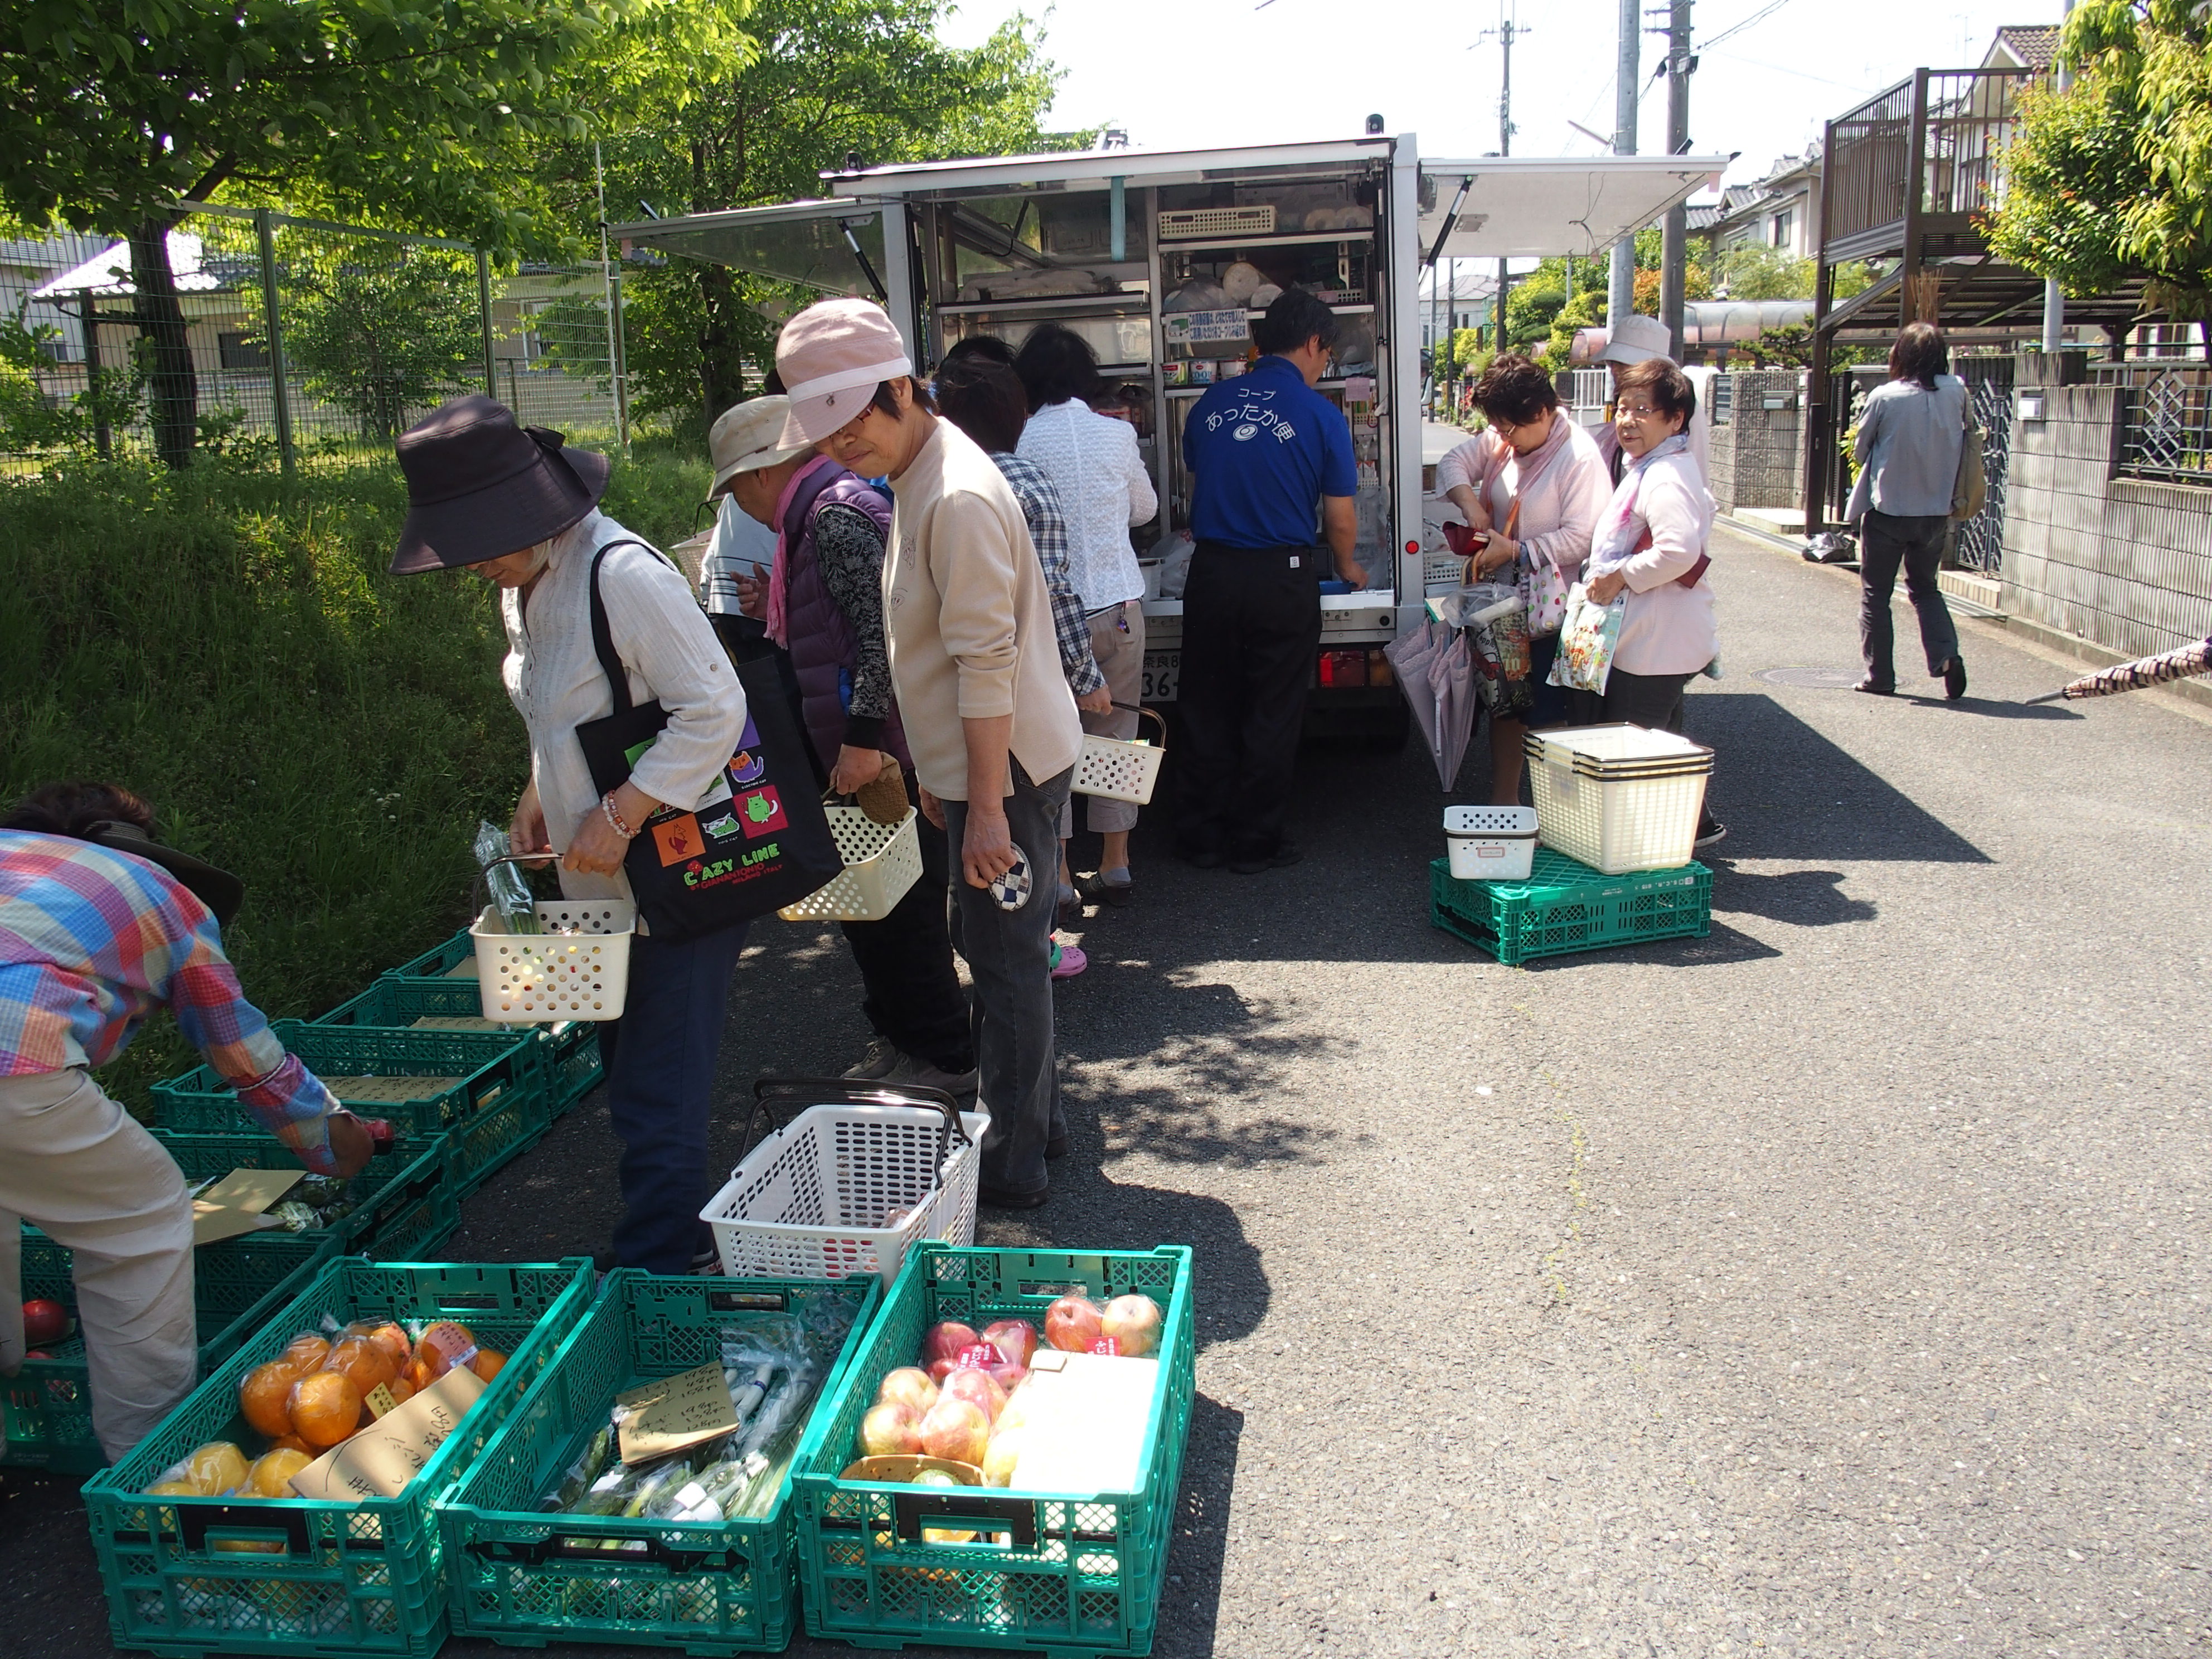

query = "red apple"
[21,1299,67,1346]
[917,1396,989,1466]
[860,1401,923,1458]
[981,1318,1039,1369]
[940,1365,1008,1425]
[875,1366,939,1415]
[1043,1295,1104,1354]
[1100,1295,1163,1358]
[920,1321,979,1382]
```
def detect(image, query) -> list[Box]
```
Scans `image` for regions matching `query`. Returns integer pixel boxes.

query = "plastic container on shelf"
[1524,724,1713,874]
[81,1258,595,1659]
[1430,850,1713,965]
[701,1081,988,1287]
[790,1244,1195,1658]
[438,1269,882,1655]
[1444,804,1538,882]
[777,807,923,923]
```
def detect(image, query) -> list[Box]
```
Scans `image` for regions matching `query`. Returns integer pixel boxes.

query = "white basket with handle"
[468,853,633,1022]
[777,806,923,923]
[1073,702,1168,805]
[700,1080,989,1285]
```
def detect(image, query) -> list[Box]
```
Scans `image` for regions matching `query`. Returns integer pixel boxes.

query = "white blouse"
[501,511,748,903]
[1016,400,1158,611]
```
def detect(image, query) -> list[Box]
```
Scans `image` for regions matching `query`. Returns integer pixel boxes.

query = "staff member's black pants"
[1175,541,1322,862]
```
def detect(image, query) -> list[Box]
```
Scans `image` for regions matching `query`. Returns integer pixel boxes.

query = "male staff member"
[1176,288,1364,873]
[1,783,372,1461]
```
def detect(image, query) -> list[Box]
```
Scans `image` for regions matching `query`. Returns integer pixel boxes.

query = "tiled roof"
[1994,24,2060,68]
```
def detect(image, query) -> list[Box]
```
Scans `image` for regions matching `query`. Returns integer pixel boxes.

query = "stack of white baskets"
[1523,725,1714,874]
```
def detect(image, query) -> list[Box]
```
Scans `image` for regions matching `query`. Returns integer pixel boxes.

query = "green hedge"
[0,440,712,1107]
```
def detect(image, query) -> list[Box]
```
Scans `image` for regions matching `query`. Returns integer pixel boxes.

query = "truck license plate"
[1141,651,1180,703]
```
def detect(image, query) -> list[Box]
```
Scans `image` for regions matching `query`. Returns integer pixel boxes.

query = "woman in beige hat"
[775,298,1083,1209]
[706,395,976,1097]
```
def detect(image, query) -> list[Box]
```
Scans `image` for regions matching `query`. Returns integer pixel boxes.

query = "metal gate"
[1951,353,2013,574]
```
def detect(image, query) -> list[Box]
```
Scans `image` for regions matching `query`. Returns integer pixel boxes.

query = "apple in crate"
[940,1365,1008,1425]
[861,1401,924,1458]
[1043,1294,1104,1353]
[921,1320,980,1382]
[981,1318,1039,1369]
[1100,1294,1163,1357]
[876,1366,939,1415]
[918,1396,990,1466]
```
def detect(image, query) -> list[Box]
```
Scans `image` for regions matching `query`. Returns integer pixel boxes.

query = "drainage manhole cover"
[1754,666,1862,690]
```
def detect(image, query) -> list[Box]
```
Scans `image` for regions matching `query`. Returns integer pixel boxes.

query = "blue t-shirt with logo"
[1182,354,1359,550]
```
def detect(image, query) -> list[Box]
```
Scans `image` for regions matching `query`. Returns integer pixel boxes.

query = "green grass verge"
[0,438,712,1109]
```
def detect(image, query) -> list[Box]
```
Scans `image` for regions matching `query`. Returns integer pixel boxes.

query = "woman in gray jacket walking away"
[1849,322,1970,700]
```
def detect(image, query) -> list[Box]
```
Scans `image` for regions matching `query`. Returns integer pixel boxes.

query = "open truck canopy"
[1415,154,1726,260]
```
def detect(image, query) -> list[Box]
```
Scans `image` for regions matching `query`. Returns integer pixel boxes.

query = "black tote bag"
[573,542,842,939]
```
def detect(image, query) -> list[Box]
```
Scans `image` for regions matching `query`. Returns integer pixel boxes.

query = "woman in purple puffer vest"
[709,395,976,1097]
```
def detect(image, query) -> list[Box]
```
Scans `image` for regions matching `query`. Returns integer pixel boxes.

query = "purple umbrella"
[1386,619,1477,788]
[2025,638,2212,704]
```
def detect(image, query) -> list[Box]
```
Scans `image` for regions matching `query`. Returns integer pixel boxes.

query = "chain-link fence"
[1,203,627,475]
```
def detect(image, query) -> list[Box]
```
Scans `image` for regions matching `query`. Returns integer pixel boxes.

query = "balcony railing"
[1823,68,2035,255]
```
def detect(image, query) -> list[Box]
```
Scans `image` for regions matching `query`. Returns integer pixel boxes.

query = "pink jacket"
[1437,419,1612,588]
[1588,448,1718,677]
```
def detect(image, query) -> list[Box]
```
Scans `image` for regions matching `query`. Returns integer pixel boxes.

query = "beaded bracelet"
[600,792,637,840]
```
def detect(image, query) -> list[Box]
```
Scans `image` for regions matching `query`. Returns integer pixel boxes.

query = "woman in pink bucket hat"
[776,298,1084,1209]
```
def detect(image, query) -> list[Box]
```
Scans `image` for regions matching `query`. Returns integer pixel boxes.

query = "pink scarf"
[766,455,837,648]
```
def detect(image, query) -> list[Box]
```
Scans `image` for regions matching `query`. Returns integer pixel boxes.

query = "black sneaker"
[1943,657,1967,700]
[1694,817,1728,851]
[1228,841,1303,875]
[978,1181,1050,1210]
[1045,1133,1070,1160]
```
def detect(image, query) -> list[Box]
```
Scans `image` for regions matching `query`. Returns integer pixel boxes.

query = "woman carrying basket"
[389,396,748,1275]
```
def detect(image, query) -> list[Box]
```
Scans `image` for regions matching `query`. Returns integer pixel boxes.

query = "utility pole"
[1477,3,1527,353]
[595,142,630,457]
[1608,0,1639,328]
[1655,0,1695,360]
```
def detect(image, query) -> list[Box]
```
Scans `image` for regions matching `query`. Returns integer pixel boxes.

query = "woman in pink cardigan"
[1435,355,1612,804]
[1574,357,1726,848]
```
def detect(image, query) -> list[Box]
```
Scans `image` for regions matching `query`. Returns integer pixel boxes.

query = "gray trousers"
[1859,510,1959,685]
[946,759,1074,1198]
[0,1068,197,1462]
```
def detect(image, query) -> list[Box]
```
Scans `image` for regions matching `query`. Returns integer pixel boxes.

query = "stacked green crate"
[790,1245,1196,1657]
[439,1270,882,1653]
[82,1258,595,1659]
[3,1120,458,1474]
[1429,850,1713,964]
[327,936,604,1117]
[152,1022,550,1195]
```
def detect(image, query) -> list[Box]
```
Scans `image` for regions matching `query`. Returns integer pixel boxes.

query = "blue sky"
[942,0,2057,193]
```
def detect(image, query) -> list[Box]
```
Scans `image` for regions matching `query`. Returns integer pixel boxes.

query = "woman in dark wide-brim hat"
[390,394,748,1275]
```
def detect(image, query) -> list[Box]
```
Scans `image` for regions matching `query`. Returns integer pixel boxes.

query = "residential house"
[1710,149,1821,261]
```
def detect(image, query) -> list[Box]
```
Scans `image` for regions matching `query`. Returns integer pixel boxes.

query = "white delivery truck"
[615,135,1721,741]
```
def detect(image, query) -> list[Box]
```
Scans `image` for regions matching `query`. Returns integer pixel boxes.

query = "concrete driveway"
[6,522,2205,1657]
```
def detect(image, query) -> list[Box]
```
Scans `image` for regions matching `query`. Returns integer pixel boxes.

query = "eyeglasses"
[1614,400,1670,421]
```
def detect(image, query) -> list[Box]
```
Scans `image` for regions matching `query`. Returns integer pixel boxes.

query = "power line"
[1700,0,1802,52]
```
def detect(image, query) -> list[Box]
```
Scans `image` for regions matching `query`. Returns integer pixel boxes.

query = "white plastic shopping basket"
[1072,702,1168,804]
[700,1079,989,1284]
[469,853,634,1022]
[777,805,923,923]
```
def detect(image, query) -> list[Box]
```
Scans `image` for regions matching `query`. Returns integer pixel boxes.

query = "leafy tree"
[1988,0,2212,317]
[1713,246,1816,300]
[570,0,1082,428]
[1632,263,1714,315]
[283,248,487,441]
[0,0,737,467]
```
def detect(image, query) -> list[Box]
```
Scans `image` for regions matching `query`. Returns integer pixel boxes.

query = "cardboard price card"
[288,1364,488,1501]
[615,1361,738,1464]
[190,1168,305,1246]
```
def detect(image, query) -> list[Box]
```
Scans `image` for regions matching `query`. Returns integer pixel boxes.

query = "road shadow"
[1905,693,2083,720]
[1510,918,1784,972]
[1152,1393,1244,1658]
[1685,691,1992,864]
[1710,864,1878,928]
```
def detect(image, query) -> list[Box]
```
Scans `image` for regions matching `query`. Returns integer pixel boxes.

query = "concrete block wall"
[1709,371,1806,513]
[2001,376,2212,658]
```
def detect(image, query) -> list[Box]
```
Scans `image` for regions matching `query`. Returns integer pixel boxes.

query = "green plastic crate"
[151,1128,459,1263]
[151,1021,546,1138]
[317,975,604,1116]
[83,1258,596,1659]
[439,1269,882,1653]
[1429,850,1713,966]
[792,1245,1195,1659]
[2,1225,331,1476]
[388,926,474,981]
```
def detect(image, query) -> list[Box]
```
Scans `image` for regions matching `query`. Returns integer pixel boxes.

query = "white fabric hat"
[707,397,812,496]
[1597,313,1676,367]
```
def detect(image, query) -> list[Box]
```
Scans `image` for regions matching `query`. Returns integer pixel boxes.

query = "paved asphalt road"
[5,522,2207,1657]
